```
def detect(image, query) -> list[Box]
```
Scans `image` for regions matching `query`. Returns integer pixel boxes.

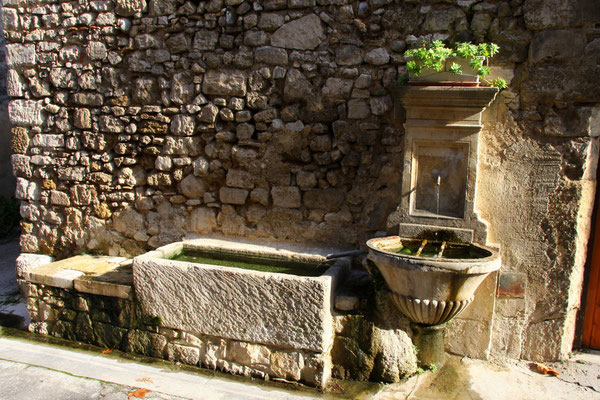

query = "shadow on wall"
[0,96,14,198]
[0,1,15,198]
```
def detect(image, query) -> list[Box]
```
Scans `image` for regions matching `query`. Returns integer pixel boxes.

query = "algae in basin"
[169,248,332,277]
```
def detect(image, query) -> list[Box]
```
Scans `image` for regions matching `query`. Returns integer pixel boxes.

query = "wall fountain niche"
[368,86,501,367]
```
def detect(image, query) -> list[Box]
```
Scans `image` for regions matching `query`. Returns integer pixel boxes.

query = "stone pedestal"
[412,323,446,368]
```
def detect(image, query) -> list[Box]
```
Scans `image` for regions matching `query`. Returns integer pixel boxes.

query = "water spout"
[435,175,441,215]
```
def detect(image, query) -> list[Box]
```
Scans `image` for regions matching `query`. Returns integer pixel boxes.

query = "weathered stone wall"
[473,0,600,362]
[4,0,407,258]
[4,0,600,363]
[21,279,332,386]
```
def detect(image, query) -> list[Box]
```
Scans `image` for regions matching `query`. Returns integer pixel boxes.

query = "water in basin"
[169,248,331,277]
[379,238,492,260]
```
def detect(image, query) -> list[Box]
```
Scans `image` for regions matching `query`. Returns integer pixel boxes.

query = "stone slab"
[22,255,132,292]
[16,253,55,279]
[133,238,349,352]
[24,268,84,289]
[73,270,133,299]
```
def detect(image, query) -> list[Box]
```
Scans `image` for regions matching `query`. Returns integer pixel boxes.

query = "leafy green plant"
[404,41,506,88]
[405,40,453,77]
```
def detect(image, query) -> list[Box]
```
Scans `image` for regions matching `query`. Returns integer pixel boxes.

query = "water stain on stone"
[411,357,484,400]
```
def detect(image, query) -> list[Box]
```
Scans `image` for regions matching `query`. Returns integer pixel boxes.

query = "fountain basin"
[133,238,348,352]
[366,236,500,325]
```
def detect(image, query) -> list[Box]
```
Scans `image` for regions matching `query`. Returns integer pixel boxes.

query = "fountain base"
[412,323,446,368]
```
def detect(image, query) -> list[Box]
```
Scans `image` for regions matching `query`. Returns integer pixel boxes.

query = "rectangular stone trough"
[132,238,349,353]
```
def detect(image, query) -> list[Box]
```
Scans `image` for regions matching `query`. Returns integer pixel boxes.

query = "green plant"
[404,41,506,88]
[427,364,438,372]
[412,344,419,355]
[146,315,162,326]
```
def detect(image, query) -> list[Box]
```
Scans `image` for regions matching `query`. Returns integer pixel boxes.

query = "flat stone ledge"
[20,254,133,298]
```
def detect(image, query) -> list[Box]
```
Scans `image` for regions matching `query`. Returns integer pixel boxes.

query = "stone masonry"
[4,0,600,364]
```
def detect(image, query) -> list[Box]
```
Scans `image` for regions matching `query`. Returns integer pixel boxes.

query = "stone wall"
[21,279,332,386]
[4,0,600,363]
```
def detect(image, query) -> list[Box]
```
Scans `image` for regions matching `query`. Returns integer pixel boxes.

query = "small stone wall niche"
[388,86,499,244]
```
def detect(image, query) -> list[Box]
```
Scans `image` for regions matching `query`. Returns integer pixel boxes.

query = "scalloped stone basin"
[366,236,501,325]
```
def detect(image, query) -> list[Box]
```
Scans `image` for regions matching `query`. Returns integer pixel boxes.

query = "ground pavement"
[1,235,600,400]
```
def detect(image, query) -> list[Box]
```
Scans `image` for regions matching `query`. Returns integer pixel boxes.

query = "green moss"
[146,315,162,326]
[170,249,329,277]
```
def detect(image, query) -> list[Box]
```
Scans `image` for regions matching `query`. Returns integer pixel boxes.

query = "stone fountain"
[368,86,501,367]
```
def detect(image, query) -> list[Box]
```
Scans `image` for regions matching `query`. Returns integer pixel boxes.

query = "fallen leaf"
[136,378,154,384]
[535,362,560,376]
[101,349,112,354]
[330,383,344,394]
[128,388,152,399]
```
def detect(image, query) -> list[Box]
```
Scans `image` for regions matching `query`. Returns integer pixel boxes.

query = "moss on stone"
[11,127,29,154]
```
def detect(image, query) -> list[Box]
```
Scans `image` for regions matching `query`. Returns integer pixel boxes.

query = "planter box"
[408,56,482,86]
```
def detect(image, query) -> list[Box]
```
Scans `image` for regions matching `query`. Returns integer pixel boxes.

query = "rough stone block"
[168,343,201,366]
[271,351,303,380]
[255,46,289,65]
[228,341,271,365]
[220,187,249,204]
[16,253,55,279]
[15,178,40,201]
[524,0,580,30]
[115,0,147,16]
[347,99,370,119]
[335,45,363,66]
[271,14,325,50]
[133,239,348,352]
[271,186,301,208]
[322,78,353,100]
[202,70,247,96]
[86,41,107,60]
[179,175,207,198]
[8,100,44,126]
[190,207,217,233]
[529,30,586,64]
[226,169,255,190]
[170,115,195,135]
[364,48,390,65]
[7,70,24,97]
[193,30,220,51]
[6,44,36,67]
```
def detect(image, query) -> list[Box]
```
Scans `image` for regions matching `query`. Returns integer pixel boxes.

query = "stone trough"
[132,237,350,385]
